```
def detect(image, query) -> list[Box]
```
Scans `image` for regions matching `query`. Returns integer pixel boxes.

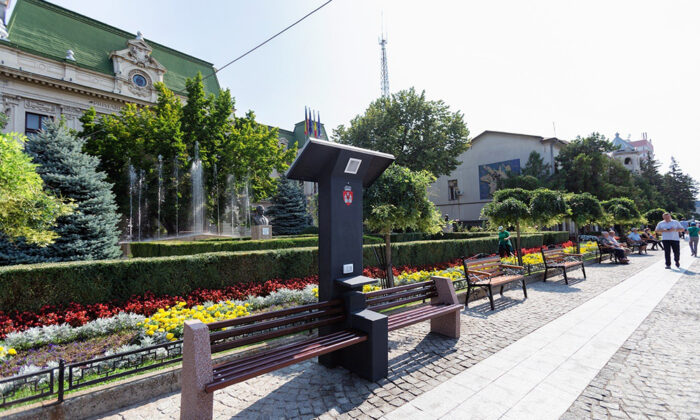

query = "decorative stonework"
[126,69,152,97]
[25,99,57,114]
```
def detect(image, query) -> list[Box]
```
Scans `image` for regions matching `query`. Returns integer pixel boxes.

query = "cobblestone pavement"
[562,257,700,420]
[98,251,666,420]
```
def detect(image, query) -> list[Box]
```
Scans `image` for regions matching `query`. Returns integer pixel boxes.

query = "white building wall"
[429,132,563,222]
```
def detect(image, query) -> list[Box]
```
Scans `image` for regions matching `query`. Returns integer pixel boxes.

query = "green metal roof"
[290,121,328,149]
[6,0,220,96]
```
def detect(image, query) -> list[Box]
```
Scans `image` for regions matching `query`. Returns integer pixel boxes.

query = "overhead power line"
[204,0,334,80]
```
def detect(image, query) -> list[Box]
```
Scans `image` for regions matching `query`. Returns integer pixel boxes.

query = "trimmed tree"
[266,176,312,235]
[529,188,569,228]
[643,208,667,227]
[1,122,121,264]
[602,198,644,228]
[482,188,533,265]
[566,192,604,253]
[364,165,444,287]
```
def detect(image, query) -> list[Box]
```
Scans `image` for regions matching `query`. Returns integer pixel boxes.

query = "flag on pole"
[313,111,318,137]
[317,112,321,137]
[304,107,308,136]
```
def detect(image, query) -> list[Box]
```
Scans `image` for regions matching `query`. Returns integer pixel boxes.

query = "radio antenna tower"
[379,17,389,98]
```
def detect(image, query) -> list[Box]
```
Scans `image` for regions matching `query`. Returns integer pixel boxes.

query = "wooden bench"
[624,240,647,254]
[462,256,527,311]
[180,300,368,419]
[596,240,630,263]
[541,248,586,285]
[364,276,461,338]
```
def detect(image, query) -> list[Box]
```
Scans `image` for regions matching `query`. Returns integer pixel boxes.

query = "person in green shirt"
[498,226,513,257]
[688,222,699,257]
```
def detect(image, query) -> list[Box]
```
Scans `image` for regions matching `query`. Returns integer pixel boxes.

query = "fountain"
[157,155,163,239]
[213,162,220,235]
[173,156,179,237]
[137,169,145,241]
[191,142,205,233]
[128,164,136,240]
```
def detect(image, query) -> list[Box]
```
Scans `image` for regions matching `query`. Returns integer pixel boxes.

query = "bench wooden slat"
[211,330,361,380]
[205,331,367,392]
[210,314,345,353]
[207,299,343,330]
[363,280,435,297]
[369,293,436,312]
[366,286,436,307]
[209,305,343,342]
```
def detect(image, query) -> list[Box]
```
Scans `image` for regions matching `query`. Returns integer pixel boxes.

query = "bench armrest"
[500,264,525,270]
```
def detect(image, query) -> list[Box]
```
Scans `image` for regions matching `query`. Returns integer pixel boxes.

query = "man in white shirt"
[655,213,684,269]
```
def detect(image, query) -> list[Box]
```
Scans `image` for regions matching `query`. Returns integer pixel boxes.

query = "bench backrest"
[462,256,504,284]
[206,299,345,353]
[365,280,438,311]
[541,248,567,263]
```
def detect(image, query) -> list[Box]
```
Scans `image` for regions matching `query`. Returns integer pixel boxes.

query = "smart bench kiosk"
[286,137,395,381]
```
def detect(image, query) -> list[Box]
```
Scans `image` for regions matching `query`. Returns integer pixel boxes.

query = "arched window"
[624,157,632,165]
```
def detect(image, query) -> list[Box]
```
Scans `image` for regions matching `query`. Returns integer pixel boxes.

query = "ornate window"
[132,73,148,87]
[448,180,459,201]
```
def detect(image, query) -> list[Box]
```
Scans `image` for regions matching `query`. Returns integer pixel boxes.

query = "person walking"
[688,222,699,257]
[497,226,513,258]
[655,213,685,269]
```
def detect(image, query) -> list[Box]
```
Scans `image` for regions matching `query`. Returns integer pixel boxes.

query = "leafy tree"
[0,122,121,264]
[334,88,470,177]
[0,112,7,130]
[0,132,73,248]
[482,188,533,265]
[267,176,312,235]
[566,192,604,252]
[643,208,667,227]
[522,151,551,181]
[80,77,295,237]
[364,165,444,286]
[601,198,643,227]
[553,133,638,201]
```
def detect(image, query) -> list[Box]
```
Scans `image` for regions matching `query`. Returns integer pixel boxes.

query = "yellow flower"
[166,333,174,340]
[8,348,16,356]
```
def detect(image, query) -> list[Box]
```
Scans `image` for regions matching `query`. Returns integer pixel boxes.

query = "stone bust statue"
[252,205,269,226]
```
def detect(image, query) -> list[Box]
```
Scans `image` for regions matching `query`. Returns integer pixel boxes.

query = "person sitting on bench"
[641,228,663,250]
[601,231,630,264]
[627,228,647,253]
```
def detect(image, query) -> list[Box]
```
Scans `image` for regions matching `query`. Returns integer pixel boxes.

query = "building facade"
[0,0,222,135]
[430,130,567,223]
[610,132,654,172]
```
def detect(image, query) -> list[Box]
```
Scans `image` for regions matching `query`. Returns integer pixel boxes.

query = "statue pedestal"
[251,225,272,240]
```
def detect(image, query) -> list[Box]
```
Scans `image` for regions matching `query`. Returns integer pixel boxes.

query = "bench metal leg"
[499,285,504,296]
[543,267,548,282]
[487,285,495,311]
[465,284,472,309]
[581,263,587,278]
[521,279,527,299]
[562,269,568,285]
[180,320,214,420]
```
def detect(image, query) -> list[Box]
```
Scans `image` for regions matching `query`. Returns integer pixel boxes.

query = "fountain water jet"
[191,142,205,233]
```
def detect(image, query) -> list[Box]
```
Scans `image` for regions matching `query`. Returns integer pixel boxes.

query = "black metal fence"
[0,339,183,410]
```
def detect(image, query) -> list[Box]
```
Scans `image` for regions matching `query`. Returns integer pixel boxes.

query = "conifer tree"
[0,122,121,263]
[267,176,312,235]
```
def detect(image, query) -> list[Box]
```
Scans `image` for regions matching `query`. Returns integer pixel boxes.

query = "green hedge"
[1,234,545,312]
[385,231,493,243]
[131,235,383,258]
[538,231,570,245]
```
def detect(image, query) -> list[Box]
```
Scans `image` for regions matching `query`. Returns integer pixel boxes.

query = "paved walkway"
[96,247,692,419]
[383,247,695,420]
[562,258,700,419]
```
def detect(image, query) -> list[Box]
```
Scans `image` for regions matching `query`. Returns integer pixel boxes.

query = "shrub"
[130,235,383,257]
[539,231,569,245]
[0,234,544,312]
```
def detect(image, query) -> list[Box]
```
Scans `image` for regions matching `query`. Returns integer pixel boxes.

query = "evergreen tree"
[521,151,551,181]
[0,122,121,264]
[267,176,312,235]
[661,157,698,215]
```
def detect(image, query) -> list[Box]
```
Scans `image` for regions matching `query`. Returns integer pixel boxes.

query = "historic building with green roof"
[0,0,220,134]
